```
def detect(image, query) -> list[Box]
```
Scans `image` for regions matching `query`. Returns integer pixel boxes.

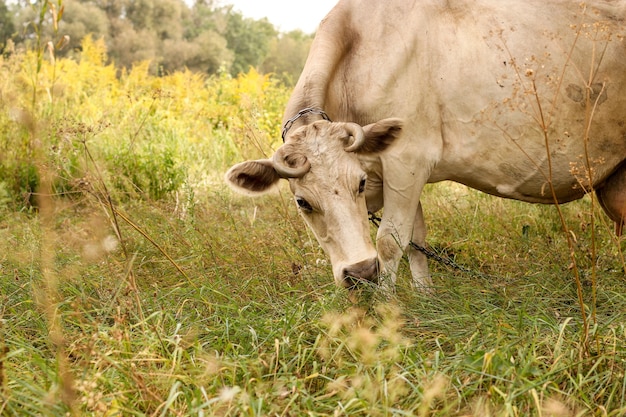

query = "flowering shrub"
[0,36,291,209]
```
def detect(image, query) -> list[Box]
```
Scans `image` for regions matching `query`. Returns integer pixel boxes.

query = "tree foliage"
[4,0,313,82]
[223,8,276,75]
[0,0,15,51]
[261,30,313,85]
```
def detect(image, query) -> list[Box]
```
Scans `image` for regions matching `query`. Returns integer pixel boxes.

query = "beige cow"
[227,0,626,290]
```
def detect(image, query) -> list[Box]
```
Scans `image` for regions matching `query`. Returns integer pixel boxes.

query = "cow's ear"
[225,159,281,195]
[357,118,403,154]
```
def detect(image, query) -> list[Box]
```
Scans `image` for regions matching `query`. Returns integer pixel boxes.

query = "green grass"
[1,180,625,416]
[1,36,625,416]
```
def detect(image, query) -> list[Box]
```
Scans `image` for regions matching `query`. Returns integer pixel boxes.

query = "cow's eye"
[296,197,313,212]
[358,177,367,194]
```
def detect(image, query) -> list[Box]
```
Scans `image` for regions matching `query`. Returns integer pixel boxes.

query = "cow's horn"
[272,147,311,178]
[343,123,365,152]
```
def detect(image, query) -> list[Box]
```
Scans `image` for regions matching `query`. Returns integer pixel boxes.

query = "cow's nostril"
[342,258,380,288]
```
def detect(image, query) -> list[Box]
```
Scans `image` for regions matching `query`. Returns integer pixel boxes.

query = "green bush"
[0,37,290,209]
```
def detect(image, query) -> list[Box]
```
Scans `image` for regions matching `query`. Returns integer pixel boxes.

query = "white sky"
[218,0,339,33]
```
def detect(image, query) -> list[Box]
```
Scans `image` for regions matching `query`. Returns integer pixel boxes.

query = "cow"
[225,0,626,290]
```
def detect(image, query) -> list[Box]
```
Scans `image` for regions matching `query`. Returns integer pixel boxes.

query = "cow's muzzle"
[342,258,380,289]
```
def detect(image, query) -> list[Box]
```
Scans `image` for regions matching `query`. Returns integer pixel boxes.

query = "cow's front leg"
[375,187,426,291]
[407,202,432,289]
[376,225,403,291]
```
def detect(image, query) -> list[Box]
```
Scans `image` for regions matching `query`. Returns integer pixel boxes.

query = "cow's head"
[225,118,402,288]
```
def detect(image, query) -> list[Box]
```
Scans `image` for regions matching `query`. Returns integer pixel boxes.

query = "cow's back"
[288,0,626,203]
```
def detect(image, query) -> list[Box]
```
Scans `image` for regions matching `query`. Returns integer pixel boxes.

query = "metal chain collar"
[281,108,332,142]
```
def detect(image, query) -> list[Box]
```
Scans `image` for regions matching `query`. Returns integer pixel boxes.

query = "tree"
[186,0,226,39]
[224,8,276,76]
[175,0,232,74]
[108,19,159,71]
[4,0,313,78]
[108,0,189,72]
[57,0,109,55]
[125,0,186,40]
[93,0,126,20]
[0,0,15,51]
[162,30,232,74]
[261,30,313,85]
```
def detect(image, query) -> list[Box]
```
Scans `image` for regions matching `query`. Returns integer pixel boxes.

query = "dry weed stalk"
[36,163,78,414]
[24,0,81,413]
[488,4,625,354]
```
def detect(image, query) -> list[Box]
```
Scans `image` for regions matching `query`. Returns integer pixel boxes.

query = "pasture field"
[1,38,626,416]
